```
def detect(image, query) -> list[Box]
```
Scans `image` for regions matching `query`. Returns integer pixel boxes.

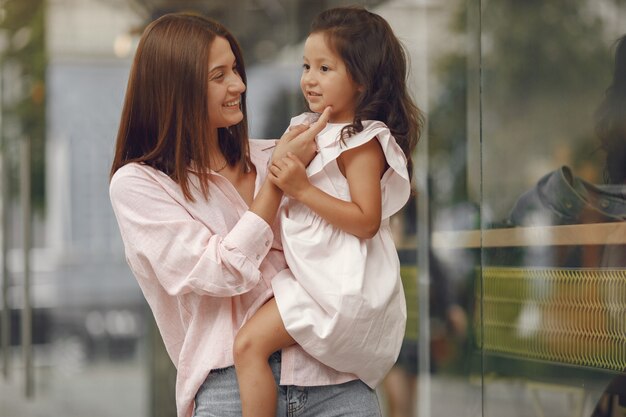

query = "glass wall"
[477,1,626,416]
[0,0,624,416]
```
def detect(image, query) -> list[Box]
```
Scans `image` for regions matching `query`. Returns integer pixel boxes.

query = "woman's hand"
[272,107,331,166]
[269,153,312,200]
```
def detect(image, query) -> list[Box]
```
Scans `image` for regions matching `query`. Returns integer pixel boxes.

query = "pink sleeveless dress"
[271,112,410,388]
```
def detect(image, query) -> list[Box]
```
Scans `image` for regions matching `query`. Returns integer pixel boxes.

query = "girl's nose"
[302,71,317,86]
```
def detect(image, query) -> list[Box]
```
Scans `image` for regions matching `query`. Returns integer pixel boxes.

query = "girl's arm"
[269,139,386,239]
[250,106,331,225]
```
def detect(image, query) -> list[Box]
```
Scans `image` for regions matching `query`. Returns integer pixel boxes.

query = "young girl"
[233,6,423,417]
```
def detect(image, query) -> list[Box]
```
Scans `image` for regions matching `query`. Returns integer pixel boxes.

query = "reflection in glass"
[479,2,626,416]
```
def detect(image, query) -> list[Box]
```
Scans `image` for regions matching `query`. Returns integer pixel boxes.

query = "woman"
[109,12,381,417]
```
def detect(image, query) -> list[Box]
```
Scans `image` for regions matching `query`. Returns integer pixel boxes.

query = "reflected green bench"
[478,267,626,372]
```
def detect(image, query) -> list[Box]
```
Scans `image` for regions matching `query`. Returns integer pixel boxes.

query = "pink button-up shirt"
[109,140,356,417]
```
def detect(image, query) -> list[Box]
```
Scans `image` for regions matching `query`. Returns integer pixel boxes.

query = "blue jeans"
[194,352,382,417]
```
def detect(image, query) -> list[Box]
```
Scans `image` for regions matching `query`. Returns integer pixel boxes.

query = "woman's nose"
[229,75,246,94]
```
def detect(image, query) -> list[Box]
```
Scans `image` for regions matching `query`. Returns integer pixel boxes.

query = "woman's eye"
[210,72,224,81]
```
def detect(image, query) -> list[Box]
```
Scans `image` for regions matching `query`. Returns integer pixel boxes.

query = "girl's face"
[301,32,362,123]
[207,36,246,130]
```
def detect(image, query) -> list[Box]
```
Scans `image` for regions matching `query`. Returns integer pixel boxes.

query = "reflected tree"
[0,0,46,212]
[429,0,621,220]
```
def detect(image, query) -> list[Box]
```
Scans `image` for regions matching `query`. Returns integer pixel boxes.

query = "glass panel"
[480,1,626,417]
[425,0,483,416]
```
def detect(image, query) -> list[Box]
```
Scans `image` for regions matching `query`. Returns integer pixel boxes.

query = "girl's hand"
[272,107,331,166]
[269,153,311,200]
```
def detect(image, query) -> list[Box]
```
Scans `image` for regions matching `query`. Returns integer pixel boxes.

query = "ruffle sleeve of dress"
[109,162,274,298]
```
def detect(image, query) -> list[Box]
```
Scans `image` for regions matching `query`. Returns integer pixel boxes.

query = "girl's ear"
[357,84,365,93]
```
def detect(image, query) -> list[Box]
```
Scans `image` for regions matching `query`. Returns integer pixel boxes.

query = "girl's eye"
[302,63,310,71]
[320,65,329,72]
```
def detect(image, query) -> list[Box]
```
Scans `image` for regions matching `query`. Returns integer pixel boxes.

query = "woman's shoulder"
[109,162,170,200]
[111,162,161,185]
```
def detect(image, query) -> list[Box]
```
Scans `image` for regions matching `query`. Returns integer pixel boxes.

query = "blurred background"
[0,0,625,416]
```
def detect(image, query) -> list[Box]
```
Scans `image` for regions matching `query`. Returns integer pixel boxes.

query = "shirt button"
[264,240,270,247]
[256,254,261,260]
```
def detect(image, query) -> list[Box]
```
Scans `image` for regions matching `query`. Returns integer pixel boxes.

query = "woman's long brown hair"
[109,13,249,201]
[310,6,423,179]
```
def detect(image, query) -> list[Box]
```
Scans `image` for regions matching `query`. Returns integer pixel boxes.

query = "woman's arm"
[269,138,386,239]
[110,167,273,298]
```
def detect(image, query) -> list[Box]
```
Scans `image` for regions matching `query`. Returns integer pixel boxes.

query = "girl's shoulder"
[316,119,390,150]
[348,120,390,143]
[312,119,405,169]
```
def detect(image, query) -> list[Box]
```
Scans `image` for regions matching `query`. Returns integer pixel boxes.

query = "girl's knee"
[233,329,259,366]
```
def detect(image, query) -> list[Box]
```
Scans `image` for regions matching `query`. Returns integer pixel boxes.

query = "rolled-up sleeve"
[223,211,274,266]
[109,166,274,297]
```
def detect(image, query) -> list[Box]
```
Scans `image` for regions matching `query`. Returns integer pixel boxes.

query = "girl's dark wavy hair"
[310,6,423,179]
[595,34,626,184]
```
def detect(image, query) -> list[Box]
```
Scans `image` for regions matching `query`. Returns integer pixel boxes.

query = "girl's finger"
[269,164,281,174]
[309,106,332,134]
[273,159,287,169]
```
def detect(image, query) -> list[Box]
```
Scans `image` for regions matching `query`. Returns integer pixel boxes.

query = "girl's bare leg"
[234,298,295,417]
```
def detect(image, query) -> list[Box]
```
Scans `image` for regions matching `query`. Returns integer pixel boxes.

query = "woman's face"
[207,36,246,129]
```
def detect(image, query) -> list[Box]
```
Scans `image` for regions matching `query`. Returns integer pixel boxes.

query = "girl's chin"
[308,103,326,113]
